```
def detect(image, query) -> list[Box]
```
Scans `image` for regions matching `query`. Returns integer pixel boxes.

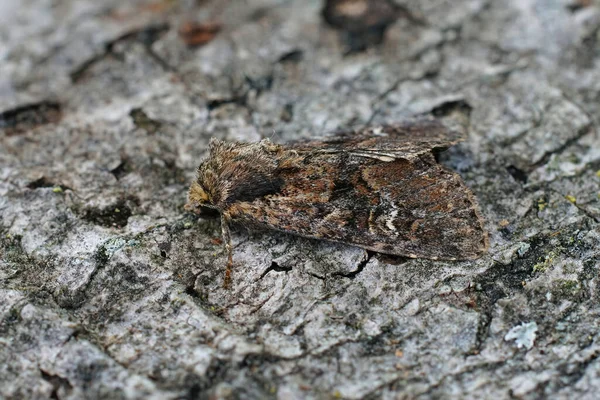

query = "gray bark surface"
[1,0,599,399]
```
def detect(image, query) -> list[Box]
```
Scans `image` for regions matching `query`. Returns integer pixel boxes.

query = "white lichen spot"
[517,242,531,257]
[386,209,398,234]
[103,237,127,257]
[371,126,384,136]
[362,319,381,337]
[505,321,538,350]
[368,209,377,235]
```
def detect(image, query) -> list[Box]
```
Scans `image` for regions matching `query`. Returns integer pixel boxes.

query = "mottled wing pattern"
[227,121,487,260]
[292,118,464,161]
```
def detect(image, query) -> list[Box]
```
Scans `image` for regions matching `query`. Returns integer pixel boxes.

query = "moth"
[186,118,488,286]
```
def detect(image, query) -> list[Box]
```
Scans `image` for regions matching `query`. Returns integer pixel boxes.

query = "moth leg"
[221,212,233,288]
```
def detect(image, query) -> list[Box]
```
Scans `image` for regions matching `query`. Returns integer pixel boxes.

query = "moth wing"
[292,118,463,161]
[227,127,488,260]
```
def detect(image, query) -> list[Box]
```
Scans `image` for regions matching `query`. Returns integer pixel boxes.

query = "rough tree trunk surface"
[1,0,600,399]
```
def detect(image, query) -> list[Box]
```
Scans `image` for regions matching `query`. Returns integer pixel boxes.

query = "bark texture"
[1,0,599,399]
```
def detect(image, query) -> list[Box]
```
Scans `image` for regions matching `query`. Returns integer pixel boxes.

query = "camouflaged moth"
[186,118,488,286]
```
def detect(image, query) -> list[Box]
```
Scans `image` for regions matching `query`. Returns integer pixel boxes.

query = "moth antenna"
[269,129,281,142]
[221,212,233,288]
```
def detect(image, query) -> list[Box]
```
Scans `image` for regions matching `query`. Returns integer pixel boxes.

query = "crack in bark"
[70,24,170,83]
[548,188,600,223]
[332,251,372,279]
[531,123,594,170]
[259,261,292,280]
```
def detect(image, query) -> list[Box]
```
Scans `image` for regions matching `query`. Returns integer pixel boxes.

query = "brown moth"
[186,118,488,286]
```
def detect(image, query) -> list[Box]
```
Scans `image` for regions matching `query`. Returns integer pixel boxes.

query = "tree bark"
[1,0,599,399]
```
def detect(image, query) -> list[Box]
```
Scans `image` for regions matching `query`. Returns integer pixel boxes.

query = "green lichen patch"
[551,279,582,299]
[565,195,577,204]
[94,237,142,266]
[532,249,561,273]
[1,234,29,266]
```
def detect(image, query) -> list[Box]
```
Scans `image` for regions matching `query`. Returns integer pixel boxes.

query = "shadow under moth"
[186,118,488,286]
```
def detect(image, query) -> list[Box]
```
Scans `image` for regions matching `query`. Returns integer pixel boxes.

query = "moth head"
[186,153,222,213]
[186,181,210,211]
[186,137,283,213]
